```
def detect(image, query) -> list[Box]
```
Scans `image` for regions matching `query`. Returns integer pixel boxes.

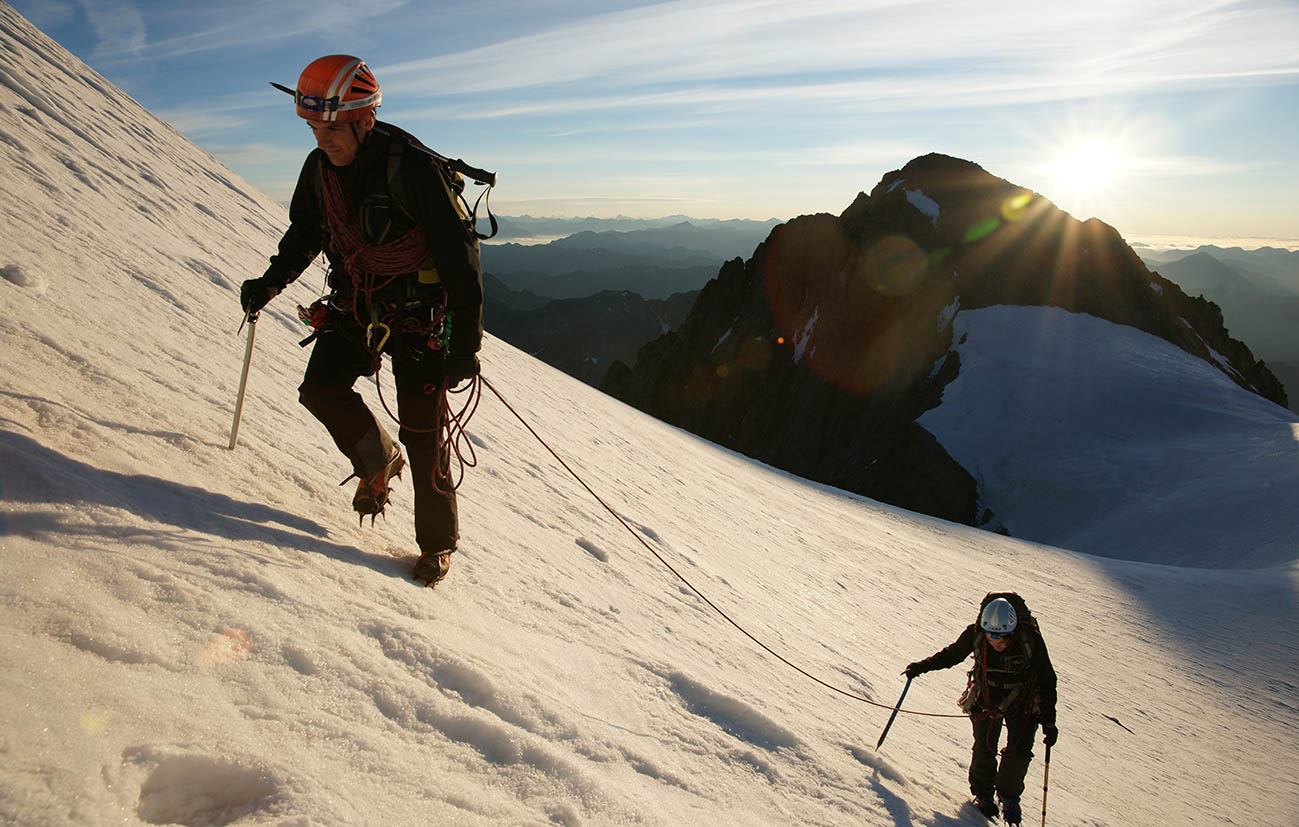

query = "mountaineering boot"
[353,448,405,523]
[998,796,1022,825]
[972,795,999,820]
[412,549,453,588]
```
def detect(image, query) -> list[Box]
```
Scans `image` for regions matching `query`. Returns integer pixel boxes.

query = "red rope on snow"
[481,375,967,720]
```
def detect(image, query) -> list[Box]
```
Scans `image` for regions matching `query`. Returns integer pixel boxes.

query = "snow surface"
[2,6,1299,826]
[792,307,818,364]
[905,190,941,226]
[918,307,1299,569]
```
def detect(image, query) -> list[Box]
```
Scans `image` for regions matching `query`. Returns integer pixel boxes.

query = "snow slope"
[919,305,1299,569]
[2,5,1298,826]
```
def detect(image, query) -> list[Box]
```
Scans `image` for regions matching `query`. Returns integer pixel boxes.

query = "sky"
[3,7,1299,823]
[8,0,1299,246]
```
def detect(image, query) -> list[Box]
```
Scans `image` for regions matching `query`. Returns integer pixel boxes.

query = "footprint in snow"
[575,537,608,562]
[126,748,283,826]
[668,671,802,751]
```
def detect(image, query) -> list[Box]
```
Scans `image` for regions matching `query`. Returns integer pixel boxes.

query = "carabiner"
[366,320,391,353]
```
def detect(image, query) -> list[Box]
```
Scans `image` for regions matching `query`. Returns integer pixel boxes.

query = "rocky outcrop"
[488,287,699,387]
[603,154,1286,528]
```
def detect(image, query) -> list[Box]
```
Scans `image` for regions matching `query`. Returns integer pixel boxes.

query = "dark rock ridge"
[602,154,1287,529]
[487,283,698,386]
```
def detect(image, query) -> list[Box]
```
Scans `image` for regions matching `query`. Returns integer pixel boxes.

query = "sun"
[1050,140,1123,200]
[1036,135,1136,221]
[1021,103,1160,221]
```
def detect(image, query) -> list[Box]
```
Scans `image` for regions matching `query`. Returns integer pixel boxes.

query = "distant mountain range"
[481,219,777,382]
[483,214,783,243]
[485,275,698,386]
[1137,245,1299,295]
[1139,246,1299,411]
[482,219,777,299]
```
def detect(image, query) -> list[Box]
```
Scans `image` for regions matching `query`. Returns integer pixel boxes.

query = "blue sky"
[12,0,1299,243]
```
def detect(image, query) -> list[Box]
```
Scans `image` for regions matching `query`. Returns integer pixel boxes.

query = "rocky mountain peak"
[604,154,1287,530]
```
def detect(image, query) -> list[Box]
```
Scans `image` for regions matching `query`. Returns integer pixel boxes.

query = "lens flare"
[1001,192,1033,222]
[198,627,252,669]
[963,217,1000,244]
[760,221,919,394]
[737,337,774,372]
[80,709,115,736]
[862,235,927,298]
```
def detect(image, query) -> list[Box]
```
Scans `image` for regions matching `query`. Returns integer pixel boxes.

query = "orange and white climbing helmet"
[274,55,381,122]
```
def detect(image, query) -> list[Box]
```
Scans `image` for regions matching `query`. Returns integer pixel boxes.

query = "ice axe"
[228,312,258,450]
[874,676,912,750]
[1041,742,1052,826]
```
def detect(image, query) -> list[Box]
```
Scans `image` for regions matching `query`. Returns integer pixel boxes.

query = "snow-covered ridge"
[920,306,1299,568]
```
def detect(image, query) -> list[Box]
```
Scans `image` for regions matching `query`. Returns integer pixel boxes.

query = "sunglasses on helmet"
[269,82,376,114]
[295,92,340,113]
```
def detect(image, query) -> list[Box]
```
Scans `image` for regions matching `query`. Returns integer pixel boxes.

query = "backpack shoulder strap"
[381,128,477,228]
[373,122,497,240]
[385,138,415,224]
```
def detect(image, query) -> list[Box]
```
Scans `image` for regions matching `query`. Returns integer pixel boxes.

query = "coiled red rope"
[321,166,430,328]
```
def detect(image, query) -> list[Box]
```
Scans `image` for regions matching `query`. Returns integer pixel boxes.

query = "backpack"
[958,592,1042,718]
[377,124,498,241]
[308,124,498,242]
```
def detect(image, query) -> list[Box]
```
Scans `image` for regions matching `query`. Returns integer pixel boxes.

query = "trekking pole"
[228,312,258,450]
[875,677,913,750]
[1041,742,1051,826]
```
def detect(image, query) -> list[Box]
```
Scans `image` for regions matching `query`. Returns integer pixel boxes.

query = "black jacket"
[261,121,483,355]
[912,623,1057,725]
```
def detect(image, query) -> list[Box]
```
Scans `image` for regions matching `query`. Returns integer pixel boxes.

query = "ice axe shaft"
[228,312,258,450]
[874,677,912,750]
[1039,742,1049,825]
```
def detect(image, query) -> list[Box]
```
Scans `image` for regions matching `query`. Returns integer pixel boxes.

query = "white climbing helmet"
[980,597,1018,637]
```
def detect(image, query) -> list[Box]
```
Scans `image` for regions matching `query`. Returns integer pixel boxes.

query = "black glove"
[445,353,481,387]
[903,662,925,680]
[1042,724,1058,747]
[240,277,279,315]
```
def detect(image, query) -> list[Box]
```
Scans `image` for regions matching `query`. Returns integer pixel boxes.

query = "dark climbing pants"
[298,324,458,554]
[969,714,1038,801]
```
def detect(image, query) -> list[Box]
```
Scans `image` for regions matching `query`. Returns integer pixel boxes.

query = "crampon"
[412,549,453,588]
[350,450,405,525]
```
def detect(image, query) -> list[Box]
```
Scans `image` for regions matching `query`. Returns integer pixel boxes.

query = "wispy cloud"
[16,0,78,31]
[381,0,1299,107]
[154,94,281,137]
[83,0,411,61]
[203,142,307,168]
[80,0,147,69]
[390,68,1200,127]
[1124,153,1268,178]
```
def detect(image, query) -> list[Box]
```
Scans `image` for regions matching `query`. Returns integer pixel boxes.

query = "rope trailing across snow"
[481,375,966,720]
